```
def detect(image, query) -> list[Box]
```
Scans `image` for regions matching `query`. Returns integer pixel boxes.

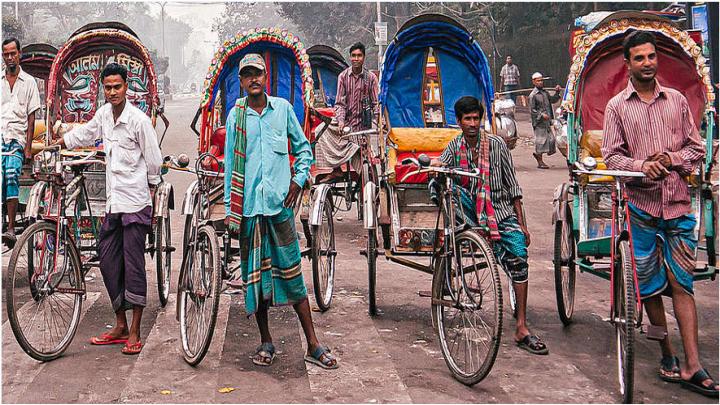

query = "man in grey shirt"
[57,63,162,355]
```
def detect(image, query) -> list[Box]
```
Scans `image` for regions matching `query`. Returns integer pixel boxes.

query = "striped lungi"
[238,207,307,315]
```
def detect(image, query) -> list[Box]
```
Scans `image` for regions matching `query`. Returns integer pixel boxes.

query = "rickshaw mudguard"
[25,181,49,218]
[363,181,377,230]
[152,181,174,218]
[181,180,199,216]
[552,183,572,224]
[309,183,333,227]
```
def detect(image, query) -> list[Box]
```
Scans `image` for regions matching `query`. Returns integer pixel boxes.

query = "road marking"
[2,292,100,403]
[119,293,231,403]
[301,292,413,403]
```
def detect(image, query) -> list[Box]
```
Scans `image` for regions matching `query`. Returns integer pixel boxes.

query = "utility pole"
[377,1,383,71]
[160,1,167,57]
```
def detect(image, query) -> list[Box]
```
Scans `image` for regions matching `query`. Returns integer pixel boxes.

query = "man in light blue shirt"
[223,53,337,370]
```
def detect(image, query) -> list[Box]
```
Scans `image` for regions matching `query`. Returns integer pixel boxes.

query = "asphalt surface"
[2,98,717,404]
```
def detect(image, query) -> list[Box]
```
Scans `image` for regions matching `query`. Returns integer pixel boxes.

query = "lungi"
[448,185,529,283]
[2,140,24,202]
[238,207,307,316]
[313,122,361,173]
[98,206,153,312]
[628,202,697,299]
[533,125,556,155]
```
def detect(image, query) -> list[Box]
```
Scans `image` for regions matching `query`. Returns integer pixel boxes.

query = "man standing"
[602,30,717,397]
[316,42,378,183]
[499,55,520,103]
[432,96,548,355]
[57,63,163,355]
[2,38,41,245]
[528,72,562,169]
[223,54,338,369]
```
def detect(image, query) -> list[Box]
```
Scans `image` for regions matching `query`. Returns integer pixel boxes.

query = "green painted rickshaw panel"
[576,259,611,280]
[577,236,611,257]
[704,198,715,238]
[705,111,715,175]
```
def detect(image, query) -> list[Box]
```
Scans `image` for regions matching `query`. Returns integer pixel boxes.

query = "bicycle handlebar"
[573,162,645,178]
[399,165,481,183]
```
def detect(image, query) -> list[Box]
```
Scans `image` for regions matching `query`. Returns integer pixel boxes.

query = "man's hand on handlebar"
[50,137,66,148]
[647,152,672,169]
[641,159,670,180]
[429,158,444,167]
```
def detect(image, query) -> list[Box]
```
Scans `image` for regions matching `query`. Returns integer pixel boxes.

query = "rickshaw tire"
[6,220,83,362]
[615,241,635,404]
[155,216,171,307]
[553,213,576,326]
[432,230,502,386]
[367,228,377,316]
[179,224,221,366]
[311,197,335,312]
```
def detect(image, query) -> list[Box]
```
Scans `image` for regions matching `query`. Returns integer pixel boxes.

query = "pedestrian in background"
[528,72,562,169]
[499,55,520,103]
[1,37,41,246]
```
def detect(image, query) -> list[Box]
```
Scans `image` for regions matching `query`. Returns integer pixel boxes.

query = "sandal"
[659,355,681,383]
[90,332,129,345]
[252,342,276,366]
[304,345,339,369]
[537,163,550,169]
[681,368,719,398]
[516,334,549,355]
[121,341,143,355]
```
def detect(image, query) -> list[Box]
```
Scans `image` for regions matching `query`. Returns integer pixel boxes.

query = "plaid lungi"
[238,207,307,315]
[628,202,697,299]
[313,121,361,172]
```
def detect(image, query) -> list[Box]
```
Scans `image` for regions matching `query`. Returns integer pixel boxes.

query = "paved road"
[2,98,717,403]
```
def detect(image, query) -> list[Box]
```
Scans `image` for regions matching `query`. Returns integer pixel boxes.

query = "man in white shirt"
[2,38,41,244]
[56,63,163,355]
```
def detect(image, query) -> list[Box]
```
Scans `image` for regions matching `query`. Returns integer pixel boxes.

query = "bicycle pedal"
[641,324,667,341]
[418,290,432,298]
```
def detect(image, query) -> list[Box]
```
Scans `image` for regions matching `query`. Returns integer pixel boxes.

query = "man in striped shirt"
[602,31,716,397]
[431,96,548,355]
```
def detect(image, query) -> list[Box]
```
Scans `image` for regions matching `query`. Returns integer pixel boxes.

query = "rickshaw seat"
[579,130,614,183]
[202,126,226,172]
[388,127,460,184]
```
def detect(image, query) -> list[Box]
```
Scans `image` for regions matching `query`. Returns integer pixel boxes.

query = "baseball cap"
[239,53,266,75]
[531,72,544,80]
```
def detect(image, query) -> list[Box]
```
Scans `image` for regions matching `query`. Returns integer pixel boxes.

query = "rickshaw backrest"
[389,128,460,153]
[380,15,494,129]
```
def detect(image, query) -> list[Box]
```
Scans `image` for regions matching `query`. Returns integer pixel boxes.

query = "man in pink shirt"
[602,30,716,397]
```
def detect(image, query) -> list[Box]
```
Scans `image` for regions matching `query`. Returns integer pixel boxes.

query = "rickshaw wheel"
[311,196,336,312]
[179,225,221,366]
[615,241,635,404]
[553,211,576,325]
[6,221,83,362]
[155,216,172,307]
[367,227,378,316]
[432,230,502,386]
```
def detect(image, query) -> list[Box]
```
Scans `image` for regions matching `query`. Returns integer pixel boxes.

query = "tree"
[212,2,300,43]
[2,13,24,43]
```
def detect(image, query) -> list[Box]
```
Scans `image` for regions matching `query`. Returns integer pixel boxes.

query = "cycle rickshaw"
[364,14,504,386]
[173,27,346,365]
[5,22,175,361]
[1,43,58,242]
[551,11,717,403]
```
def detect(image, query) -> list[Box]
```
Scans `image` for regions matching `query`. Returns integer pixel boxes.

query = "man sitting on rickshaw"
[315,42,378,183]
[223,54,338,369]
[602,30,717,397]
[431,96,548,355]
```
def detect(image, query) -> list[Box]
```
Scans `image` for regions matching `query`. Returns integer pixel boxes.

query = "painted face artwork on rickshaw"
[60,51,153,122]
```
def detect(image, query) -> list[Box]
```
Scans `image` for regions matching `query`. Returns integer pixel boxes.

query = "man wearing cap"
[528,72,562,169]
[223,53,338,370]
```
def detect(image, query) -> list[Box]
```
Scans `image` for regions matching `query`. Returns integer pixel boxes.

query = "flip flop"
[681,368,719,398]
[537,163,550,169]
[516,334,549,355]
[252,342,276,366]
[659,355,681,383]
[90,332,129,345]
[304,345,339,369]
[121,341,143,355]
